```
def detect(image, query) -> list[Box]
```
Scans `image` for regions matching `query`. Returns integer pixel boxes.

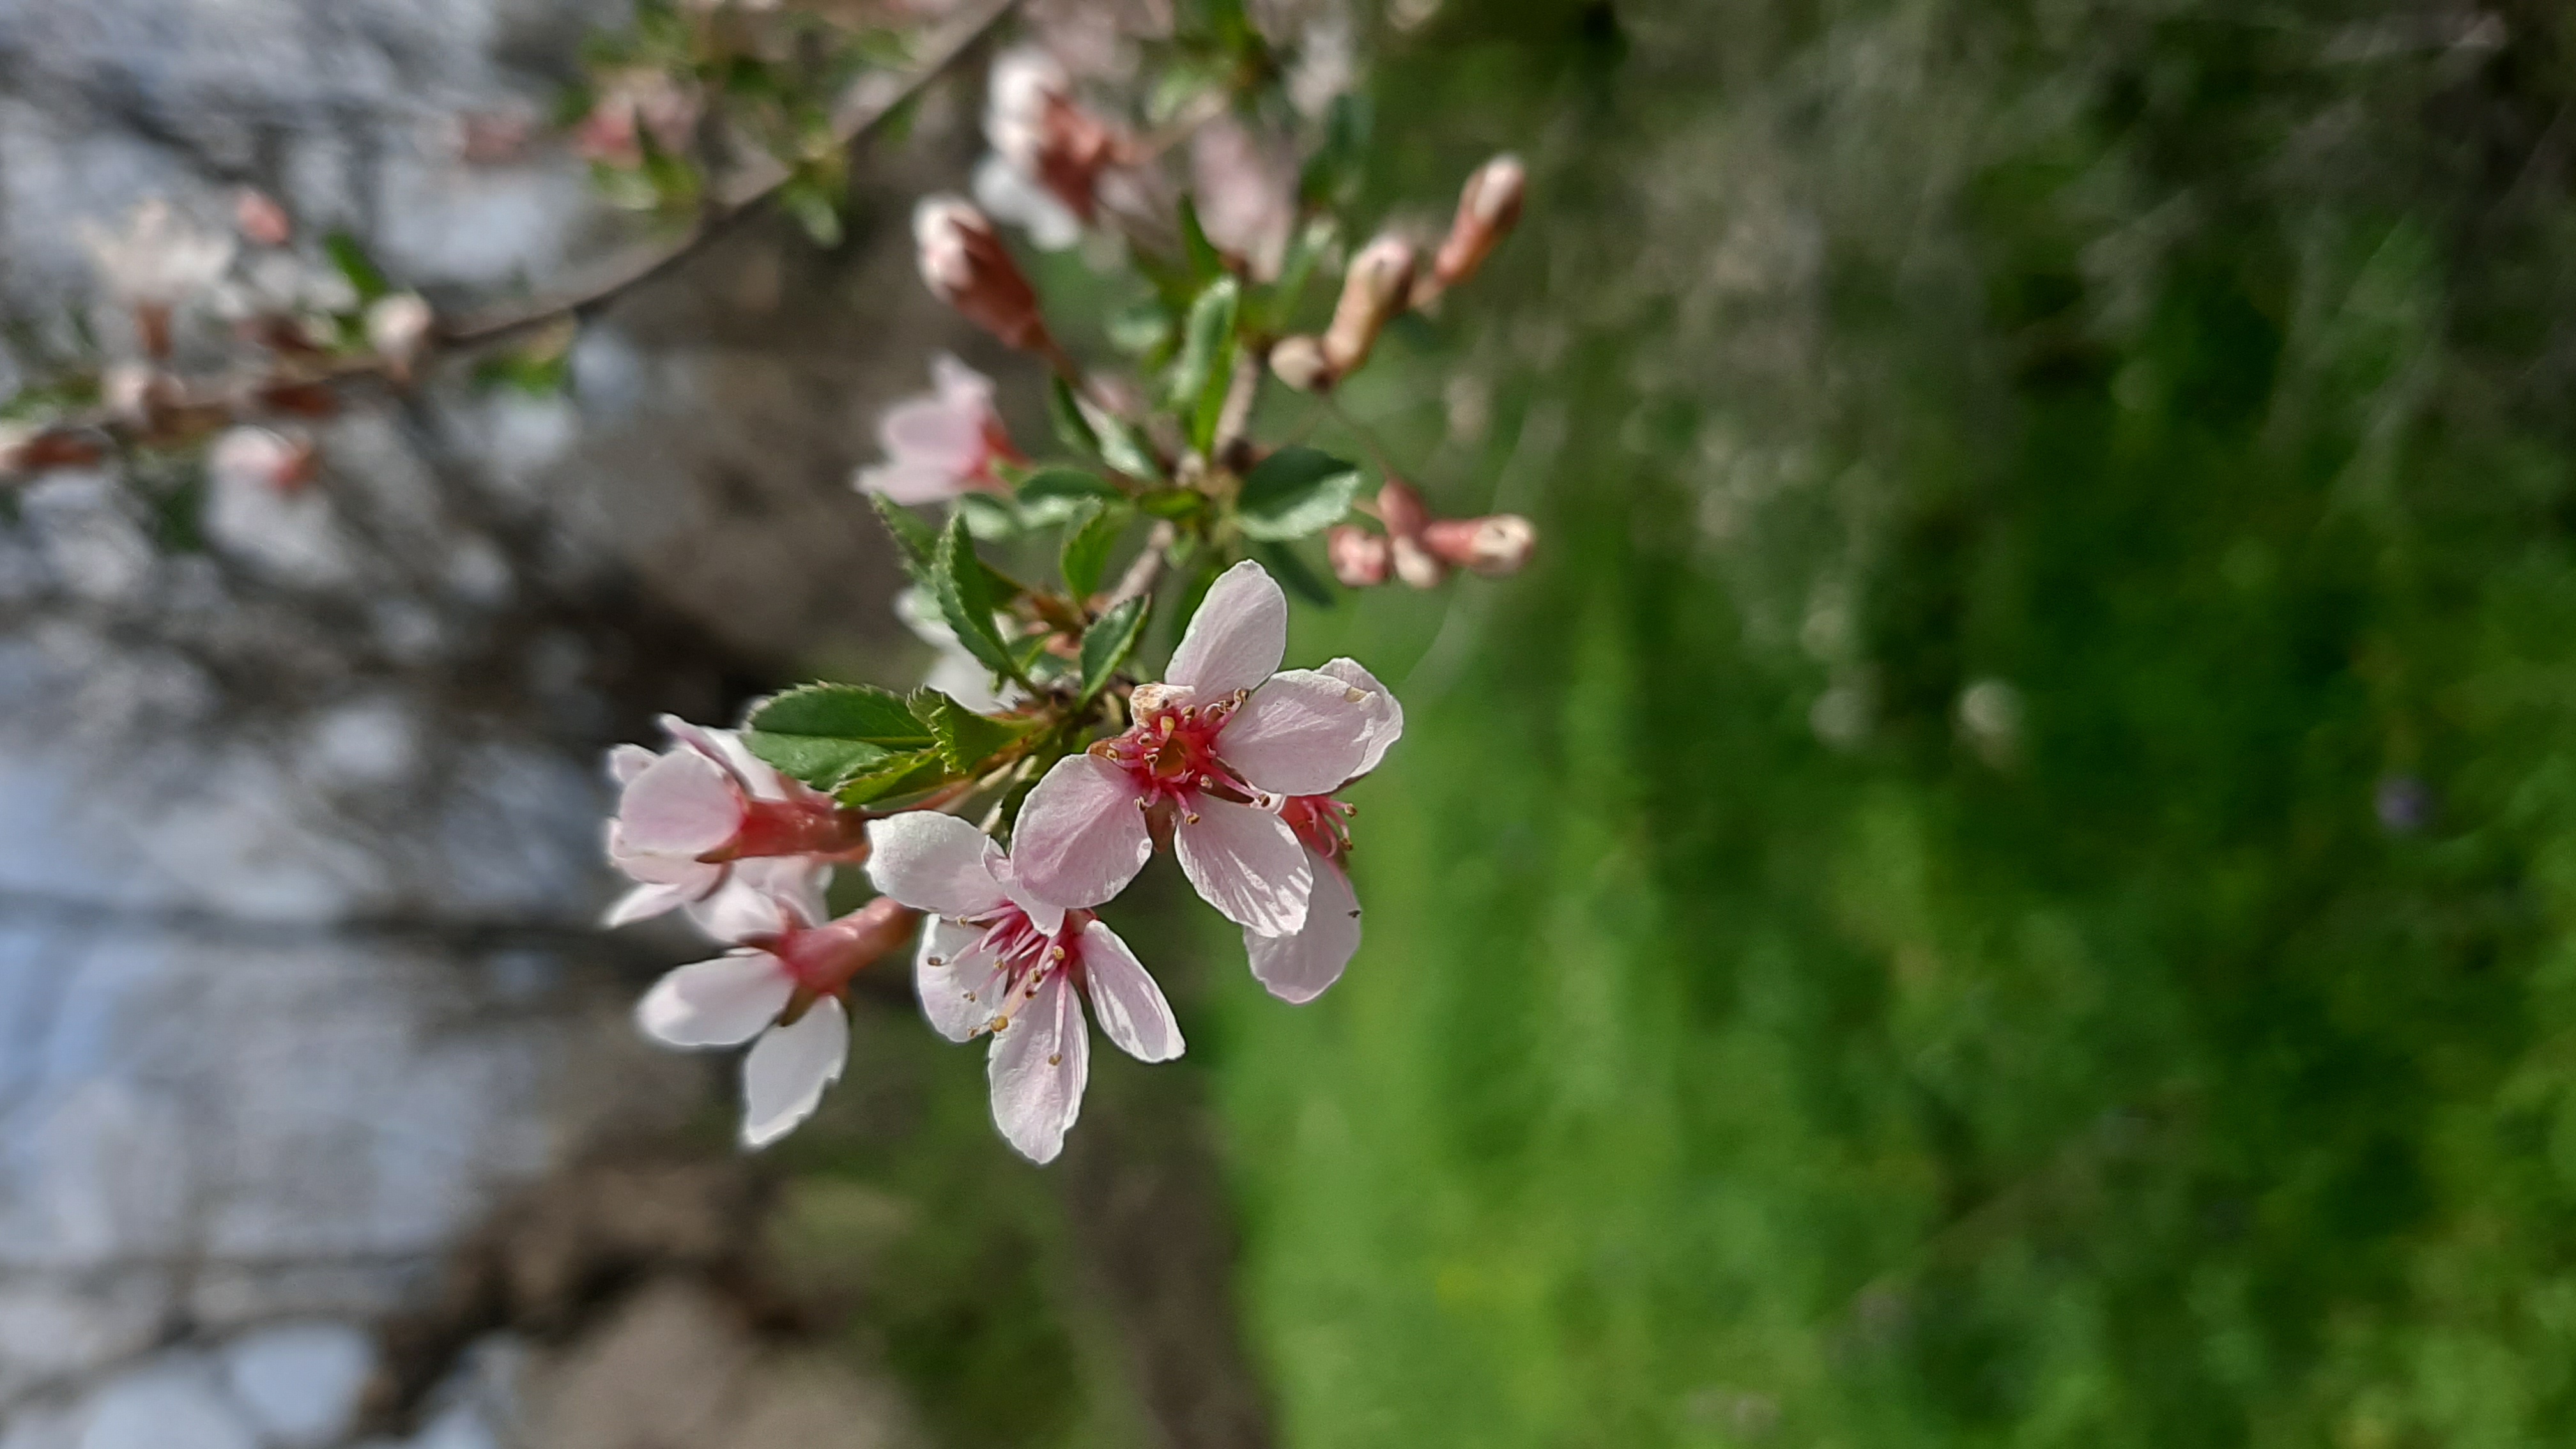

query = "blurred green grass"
[1202,3,2576,1445]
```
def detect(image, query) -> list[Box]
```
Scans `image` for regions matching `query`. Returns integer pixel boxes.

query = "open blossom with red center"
[868,811,1181,1164]
[1011,560,1384,937]
[603,716,866,926]
[1245,658,1404,1003]
[853,355,1020,504]
[636,866,919,1148]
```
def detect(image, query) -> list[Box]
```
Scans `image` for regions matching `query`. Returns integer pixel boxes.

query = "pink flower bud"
[1321,236,1418,376]
[1422,513,1537,576]
[986,47,1128,225]
[914,196,1054,354]
[1268,335,1334,392]
[1432,155,1526,289]
[1326,525,1391,586]
[1390,534,1447,589]
[1374,476,1432,539]
[101,364,163,425]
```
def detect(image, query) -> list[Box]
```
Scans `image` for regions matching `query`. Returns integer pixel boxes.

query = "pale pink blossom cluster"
[607,563,1401,1163]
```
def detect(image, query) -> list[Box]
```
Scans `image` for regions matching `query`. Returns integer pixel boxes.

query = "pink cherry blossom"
[1012,560,1383,937]
[1243,658,1402,1003]
[866,810,1181,1164]
[636,868,918,1148]
[603,716,862,926]
[854,355,1019,504]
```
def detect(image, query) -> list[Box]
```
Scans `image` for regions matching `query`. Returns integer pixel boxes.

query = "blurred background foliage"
[1178,0,2576,1445]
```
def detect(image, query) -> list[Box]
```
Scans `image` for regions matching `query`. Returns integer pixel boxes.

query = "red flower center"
[1094,696,1252,805]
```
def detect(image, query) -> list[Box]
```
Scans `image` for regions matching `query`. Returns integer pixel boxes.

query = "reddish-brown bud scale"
[914,197,1054,355]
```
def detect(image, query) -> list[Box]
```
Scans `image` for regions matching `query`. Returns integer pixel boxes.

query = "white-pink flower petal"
[1319,657,1404,778]
[1174,797,1311,936]
[1079,920,1183,1062]
[867,812,1013,919]
[1012,754,1154,908]
[988,970,1088,1163]
[1246,851,1361,1004]
[1164,559,1287,696]
[617,749,743,857]
[1220,668,1377,797]
[916,917,999,1043]
[639,952,796,1048]
[741,1000,850,1149]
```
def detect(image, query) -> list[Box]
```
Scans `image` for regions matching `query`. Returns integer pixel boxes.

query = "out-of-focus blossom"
[868,810,1181,1163]
[604,717,864,926]
[973,154,1085,252]
[1013,560,1381,936]
[365,293,436,375]
[575,67,704,168]
[984,47,1128,229]
[215,250,360,332]
[1422,512,1537,576]
[1326,524,1392,587]
[914,197,1054,354]
[1190,117,1296,279]
[82,201,237,309]
[1243,657,1402,1002]
[234,189,293,248]
[1429,154,1526,293]
[637,874,917,1148]
[1320,235,1416,378]
[208,426,319,498]
[854,355,1018,503]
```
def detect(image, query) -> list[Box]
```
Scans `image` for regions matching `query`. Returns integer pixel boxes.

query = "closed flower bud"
[1326,525,1392,586]
[1423,513,1537,576]
[986,47,1127,226]
[914,196,1053,354]
[1432,155,1526,289]
[1374,476,1432,539]
[1268,335,1335,392]
[1321,236,1417,376]
[1390,533,1447,589]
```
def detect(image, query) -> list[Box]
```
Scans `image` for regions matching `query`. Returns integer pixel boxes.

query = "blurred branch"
[441,0,1022,352]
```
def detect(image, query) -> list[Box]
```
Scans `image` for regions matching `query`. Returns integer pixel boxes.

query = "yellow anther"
[1345,687,1367,703]
[1049,945,1066,962]
[1184,811,1201,824]
[1048,1052,1062,1066]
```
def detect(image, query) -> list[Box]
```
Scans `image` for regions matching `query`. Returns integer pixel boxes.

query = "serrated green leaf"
[1256,540,1337,608]
[1061,500,1129,599]
[1166,276,1240,415]
[749,682,935,748]
[1019,468,1124,504]
[836,748,951,806]
[868,493,937,577]
[1236,446,1361,540]
[1078,595,1151,702]
[910,689,1045,776]
[744,731,893,790]
[934,514,1028,686]
[955,490,1023,540]
[1047,376,1101,458]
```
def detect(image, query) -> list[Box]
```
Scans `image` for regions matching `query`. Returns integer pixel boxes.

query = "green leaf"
[1167,277,1241,452]
[1061,500,1129,599]
[1107,299,1176,357]
[749,682,935,749]
[1140,489,1208,520]
[323,233,391,306]
[1078,595,1151,702]
[1018,468,1124,505]
[868,494,937,578]
[933,514,1027,685]
[836,748,951,806]
[955,490,1023,540]
[779,174,845,247]
[1091,406,1163,482]
[1236,446,1361,540]
[1256,540,1337,608]
[1178,194,1224,284]
[1047,376,1102,458]
[910,689,1045,776]
[740,682,936,791]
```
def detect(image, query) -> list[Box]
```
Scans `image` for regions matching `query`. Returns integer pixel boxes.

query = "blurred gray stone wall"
[0,1,983,1443]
